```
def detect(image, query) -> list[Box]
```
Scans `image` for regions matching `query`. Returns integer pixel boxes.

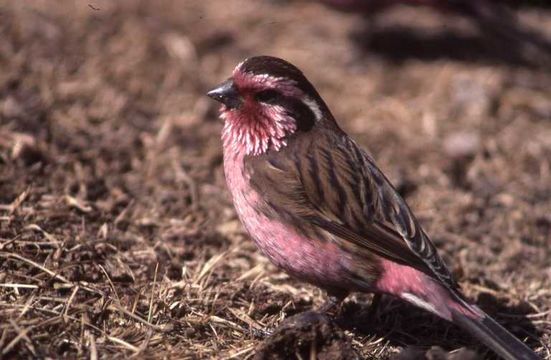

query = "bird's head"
[207,56,332,156]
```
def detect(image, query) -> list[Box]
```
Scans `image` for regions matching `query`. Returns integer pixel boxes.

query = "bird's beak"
[206,79,242,109]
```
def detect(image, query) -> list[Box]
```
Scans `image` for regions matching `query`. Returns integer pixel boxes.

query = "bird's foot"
[249,326,274,339]
[318,291,348,316]
[278,310,331,331]
[255,292,348,337]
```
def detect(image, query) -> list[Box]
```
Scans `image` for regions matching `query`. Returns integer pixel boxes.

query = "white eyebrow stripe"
[302,96,323,121]
[235,59,246,71]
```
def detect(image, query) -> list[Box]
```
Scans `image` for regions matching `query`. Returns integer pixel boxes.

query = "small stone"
[444,132,480,159]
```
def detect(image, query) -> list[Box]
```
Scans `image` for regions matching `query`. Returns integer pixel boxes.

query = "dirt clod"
[254,311,358,360]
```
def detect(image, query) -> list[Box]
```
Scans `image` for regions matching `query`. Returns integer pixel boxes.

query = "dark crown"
[239,56,305,81]
[239,56,325,108]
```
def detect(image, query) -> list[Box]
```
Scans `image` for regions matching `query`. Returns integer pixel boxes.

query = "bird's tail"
[450,305,540,360]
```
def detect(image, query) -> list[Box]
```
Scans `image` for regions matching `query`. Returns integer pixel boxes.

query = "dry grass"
[0,0,550,359]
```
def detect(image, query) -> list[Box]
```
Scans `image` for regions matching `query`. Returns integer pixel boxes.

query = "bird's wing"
[244,126,457,289]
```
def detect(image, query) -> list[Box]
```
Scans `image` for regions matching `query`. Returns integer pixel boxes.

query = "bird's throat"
[221,107,296,156]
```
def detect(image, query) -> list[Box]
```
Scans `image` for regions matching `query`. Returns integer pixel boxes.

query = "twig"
[0,283,39,289]
[98,264,120,304]
[106,335,140,353]
[2,320,36,356]
[148,263,159,323]
[64,285,80,318]
[107,304,163,331]
[223,344,255,359]
[0,252,71,284]
[89,333,98,360]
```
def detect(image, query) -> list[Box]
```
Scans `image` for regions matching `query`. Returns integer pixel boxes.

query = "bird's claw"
[249,326,274,338]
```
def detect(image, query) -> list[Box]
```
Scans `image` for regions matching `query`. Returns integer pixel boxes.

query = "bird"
[206,55,540,360]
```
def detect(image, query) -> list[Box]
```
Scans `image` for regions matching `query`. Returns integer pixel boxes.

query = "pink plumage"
[207,56,540,360]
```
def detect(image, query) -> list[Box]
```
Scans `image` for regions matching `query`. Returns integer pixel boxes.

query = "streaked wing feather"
[245,126,456,289]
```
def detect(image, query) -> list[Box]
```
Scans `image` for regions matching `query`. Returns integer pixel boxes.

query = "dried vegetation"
[0,1,550,359]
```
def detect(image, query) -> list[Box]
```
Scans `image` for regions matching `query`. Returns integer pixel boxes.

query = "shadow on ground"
[350,23,551,69]
[254,293,541,360]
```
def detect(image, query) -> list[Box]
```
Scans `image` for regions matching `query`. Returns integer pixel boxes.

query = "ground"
[0,0,550,359]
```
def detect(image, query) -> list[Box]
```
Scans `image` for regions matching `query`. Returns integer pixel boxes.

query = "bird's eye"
[254,89,280,104]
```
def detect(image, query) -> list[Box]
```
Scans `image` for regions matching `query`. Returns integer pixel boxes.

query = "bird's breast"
[222,148,357,290]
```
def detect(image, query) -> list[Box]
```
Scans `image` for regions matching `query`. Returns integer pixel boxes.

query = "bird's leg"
[366,293,382,319]
[318,290,348,315]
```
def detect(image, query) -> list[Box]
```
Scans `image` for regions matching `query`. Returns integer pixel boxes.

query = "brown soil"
[0,1,550,359]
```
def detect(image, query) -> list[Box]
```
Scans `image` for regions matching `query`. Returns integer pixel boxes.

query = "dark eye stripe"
[283,97,316,132]
[254,89,318,132]
[254,89,281,104]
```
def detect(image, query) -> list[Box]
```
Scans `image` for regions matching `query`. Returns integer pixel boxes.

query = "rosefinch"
[207,56,540,360]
